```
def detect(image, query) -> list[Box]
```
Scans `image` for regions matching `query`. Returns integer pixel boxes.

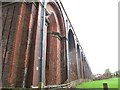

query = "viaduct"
[1,0,92,88]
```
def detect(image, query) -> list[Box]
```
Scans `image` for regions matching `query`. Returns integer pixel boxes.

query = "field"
[76,77,120,89]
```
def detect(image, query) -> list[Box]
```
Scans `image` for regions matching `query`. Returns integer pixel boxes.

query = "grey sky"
[61,0,118,75]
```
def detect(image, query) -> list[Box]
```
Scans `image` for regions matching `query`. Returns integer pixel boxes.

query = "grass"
[76,77,120,89]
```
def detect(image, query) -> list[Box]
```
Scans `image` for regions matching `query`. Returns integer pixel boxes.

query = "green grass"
[76,77,120,89]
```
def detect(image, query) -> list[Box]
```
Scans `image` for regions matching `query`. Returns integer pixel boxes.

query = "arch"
[82,55,87,79]
[46,2,66,36]
[81,52,85,79]
[45,2,67,85]
[77,44,82,78]
[85,61,89,79]
[68,29,78,81]
[84,58,89,79]
[84,59,87,79]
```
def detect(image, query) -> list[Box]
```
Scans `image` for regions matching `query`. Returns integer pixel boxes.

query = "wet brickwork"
[1,1,92,89]
[2,3,23,87]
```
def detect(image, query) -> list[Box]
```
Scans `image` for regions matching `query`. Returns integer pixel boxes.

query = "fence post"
[103,83,108,90]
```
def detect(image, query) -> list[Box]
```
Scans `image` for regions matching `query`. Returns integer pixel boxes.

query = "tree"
[104,68,112,79]
[114,70,120,77]
[105,68,111,74]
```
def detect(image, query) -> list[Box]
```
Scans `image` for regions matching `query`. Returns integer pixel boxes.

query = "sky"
[61,0,118,75]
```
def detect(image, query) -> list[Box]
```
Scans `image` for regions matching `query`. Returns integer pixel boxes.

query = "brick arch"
[82,53,86,79]
[45,2,67,85]
[83,58,89,79]
[83,57,86,79]
[68,29,78,81]
[77,44,83,78]
[46,2,66,36]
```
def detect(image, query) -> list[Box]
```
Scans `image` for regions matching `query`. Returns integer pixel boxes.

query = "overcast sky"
[61,0,118,75]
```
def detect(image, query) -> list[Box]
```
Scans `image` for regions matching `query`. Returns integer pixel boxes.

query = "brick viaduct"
[1,0,92,88]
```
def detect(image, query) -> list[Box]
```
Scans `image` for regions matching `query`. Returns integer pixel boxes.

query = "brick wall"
[2,3,22,87]
[2,1,92,88]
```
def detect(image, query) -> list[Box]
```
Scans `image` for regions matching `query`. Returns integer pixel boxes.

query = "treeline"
[93,70,120,81]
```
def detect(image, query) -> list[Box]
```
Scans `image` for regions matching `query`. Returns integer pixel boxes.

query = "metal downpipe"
[39,0,46,88]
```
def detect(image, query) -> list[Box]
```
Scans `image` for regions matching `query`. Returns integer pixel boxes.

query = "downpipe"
[39,0,46,88]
